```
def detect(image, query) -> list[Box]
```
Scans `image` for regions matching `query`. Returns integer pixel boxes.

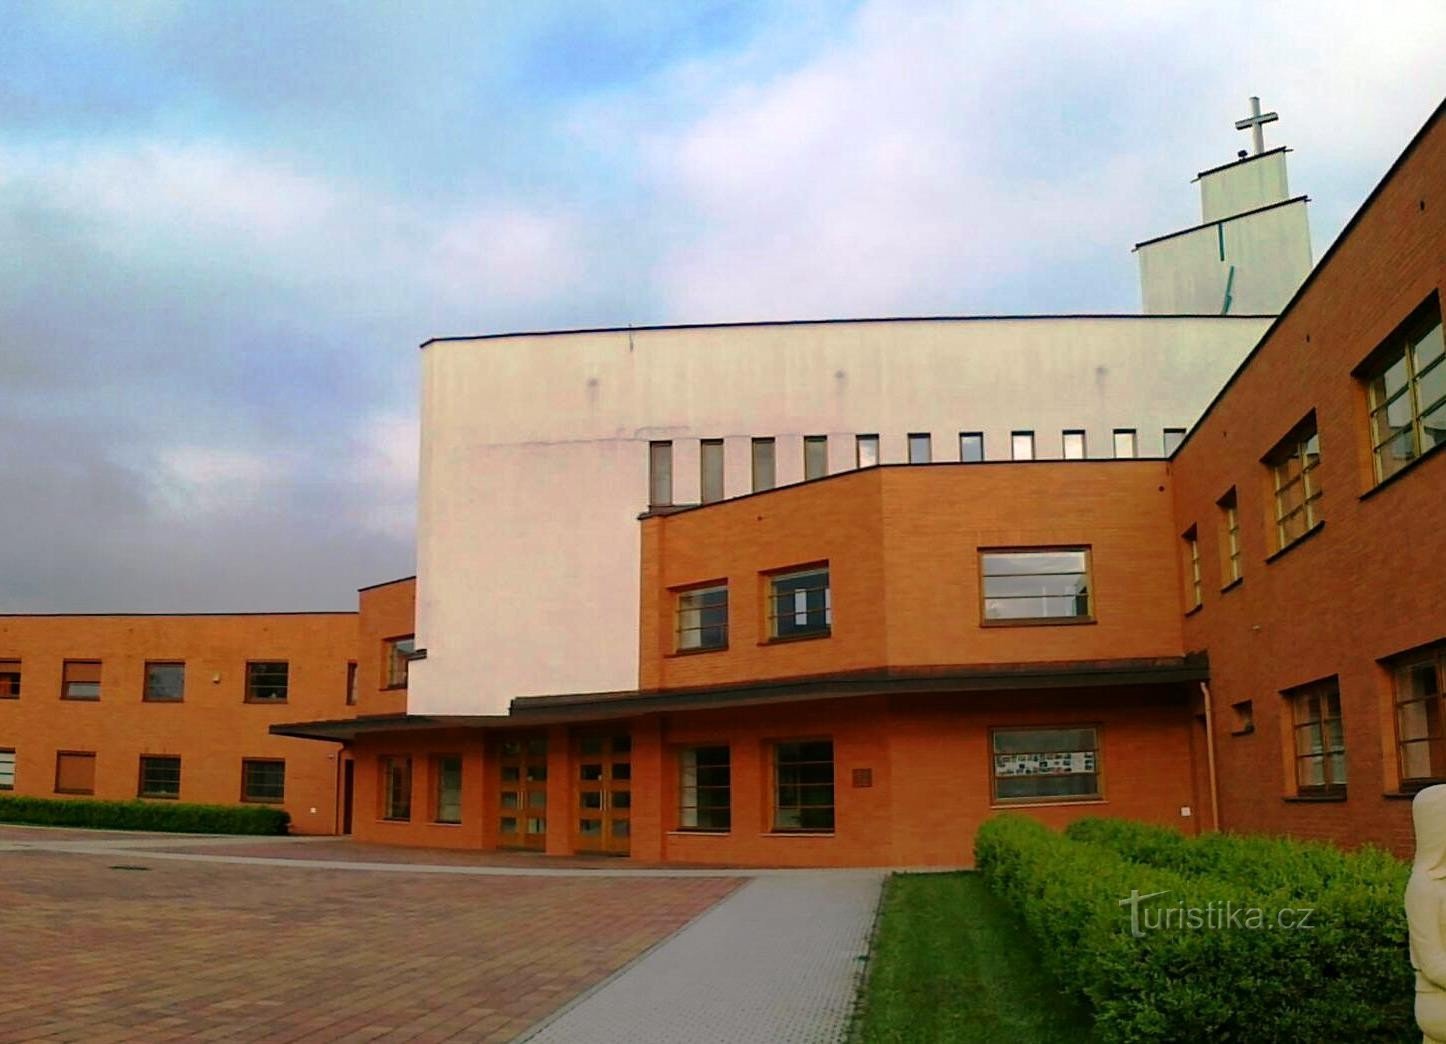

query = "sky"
[2,0,1444,612]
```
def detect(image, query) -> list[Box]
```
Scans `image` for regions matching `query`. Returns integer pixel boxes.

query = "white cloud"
[349,411,419,541]
[155,445,278,514]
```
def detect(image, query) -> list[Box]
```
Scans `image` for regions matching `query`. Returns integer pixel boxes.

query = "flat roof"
[421,312,1274,348]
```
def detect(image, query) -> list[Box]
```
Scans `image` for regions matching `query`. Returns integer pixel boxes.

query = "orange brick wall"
[0,613,357,834]
[642,461,1185,692]
[356,578,416,717]
[1171,107,1446,855]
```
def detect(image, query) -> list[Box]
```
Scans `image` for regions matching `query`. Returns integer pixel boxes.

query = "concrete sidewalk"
[522,872,885,1044]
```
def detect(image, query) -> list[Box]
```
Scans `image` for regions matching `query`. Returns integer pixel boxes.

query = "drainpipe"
[1199,681,1221,832]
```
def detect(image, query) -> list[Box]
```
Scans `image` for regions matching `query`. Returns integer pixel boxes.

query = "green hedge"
[0,794,290,835]
[975,816,1413,1042]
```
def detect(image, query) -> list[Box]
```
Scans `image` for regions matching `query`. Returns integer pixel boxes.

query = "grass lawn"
[852,871,1094,1043]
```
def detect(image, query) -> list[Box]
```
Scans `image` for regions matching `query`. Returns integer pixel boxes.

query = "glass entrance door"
[497,735,547,850]
[575,734,631,856]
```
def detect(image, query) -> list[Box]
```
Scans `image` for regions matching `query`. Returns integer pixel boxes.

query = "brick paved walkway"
[0,845,740,1042]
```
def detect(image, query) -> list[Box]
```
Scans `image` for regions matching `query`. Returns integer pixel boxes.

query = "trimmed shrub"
[0,794,289,835]
[975,815,1413,1042]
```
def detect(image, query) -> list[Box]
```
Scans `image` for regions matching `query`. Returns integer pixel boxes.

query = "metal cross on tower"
[1234,96,1279,156]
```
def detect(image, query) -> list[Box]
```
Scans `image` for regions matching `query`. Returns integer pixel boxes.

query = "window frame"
[990,725,1102,805]
[244,661,290,704]
[0,747,14,791]
[1392,645,1446,790]
[856,434,879,469]
[803,435,829,480]
[240,758,286,804]
[1265,415,1323,553]
[383,636,416,690]
[751,437,776,492]
[678,744,731,833]
[1182,526,1202,610]
[432,753,463,825]
[675,581,729,654]
[346,661,358,706]
[1113,429,1138,459]
[1163,427,1186,455]
[766,564,832,642]
[1218,488,1242,587]
[1286,679,1347,798]
[138,755,181,800]
[1061,430,1086,460]
[978,547,1094,627]
[143,661,186,703]
[1361,296,1445,484]
[771,739,834,833]
[648,440,673,508]
[1010,430,1034,461]
[54,750,97,796]
[959,431,984,463]
[0,659,20,699]
[700,438,725,503]
[60,659,101,701]
[907,432,932,464]
[380,754,413,821]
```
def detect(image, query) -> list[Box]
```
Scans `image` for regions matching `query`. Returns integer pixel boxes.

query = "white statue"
[1408,785,1446,1043]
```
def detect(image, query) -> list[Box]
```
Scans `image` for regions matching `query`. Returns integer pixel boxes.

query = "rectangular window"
[346,661,358,705]
[1113,429,1137,458]
[700,439,725,503]
[245,661,289,703]
[381,755,412,820]
[1288,679,1346,795]
[241,758,285,803]
[856,434,879,468]
[679,745,731,831]
[0,748,14,790]
[980,548,1091,623]
[959,432,984,463]
[61,660,101,701]
[1266,417,1323,550]
[1364,297,1445,483]
[0,660,19,699]
[1183,527,1202,609]
[992,727,1100,802]
[768,566,831,640]
[676,583,728,652]
[1395,645,1446,786]
[433,755,462,824]
[143,662,185,702]
[908,433,932,464]
[649,440,673,507]
[1062,430,1086,460]
[1163,427,1186,455]
[54,751,96,795]
[384,636,415,689]
[804,435,829,480]
[1011,431,1034,460]
[773,740,834,832]
[1218,489,1242,586]
[751,437,776,492]
[138,755,181,800]
[1231,700,1255,735]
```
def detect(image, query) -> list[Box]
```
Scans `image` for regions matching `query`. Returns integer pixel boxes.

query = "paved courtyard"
[0,831,740,1042]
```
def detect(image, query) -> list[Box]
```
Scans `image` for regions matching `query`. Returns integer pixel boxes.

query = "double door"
[575,734,631,856]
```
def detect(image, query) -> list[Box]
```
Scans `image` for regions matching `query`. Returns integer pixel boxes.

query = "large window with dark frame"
[1363,296,1445,483]
[433,754,463,824]
[649,440,673,507]
[751,437,776,492]
[991,727,1100,802]
[0,660,19,699]
[384,636,415,689]
[1218,488,1242,586]
[144,662,185,702]
[1287,679,1347,796]
[1182,527,1202,610]
[1266,417,1323,550]
[700,439,725,503]
[773,740,834,832]
[676,583,728,652]
[980,548,1091,623]
[138,755,181,799]
[768,566,831,640]
[61,660,101,700]
[241,758,285,803]
[804,435,829,480]
[1394,645,1446,787]
[679,745,731,831]
[381,755,412,821]
[245,661,289,703]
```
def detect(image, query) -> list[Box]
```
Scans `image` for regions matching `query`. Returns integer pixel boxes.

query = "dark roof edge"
[1170,94,1446,461]
[1132,195,1309,251]
[419,313,1275,348]
[357,574,417,594]
[1193,145,1290,181]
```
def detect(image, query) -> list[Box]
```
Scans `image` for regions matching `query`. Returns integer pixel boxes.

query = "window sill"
[139,794,179,801]
[990,797,1105,810]
[668,645,729,658]
[1265,520,1325,564]
[431,820,463,827]
[1360,439,1445,501]
[761,631,832,646]
[762,831,836,838]
[60,696,100,702]
[1388,779,1446,798]
[142,698,184,704]
[382,684,408,692]
[379,817,412,823]
[241,797,284,804]
[981,616,1096,629]
[1229,726,1255,737]
[668,829,731,836]
[1283,791,1347,803]
[54,789,95,796]
[1184,603,1203,618]
[0,695,18,700]
[1220,576,1244,595]
[244,699,290,706]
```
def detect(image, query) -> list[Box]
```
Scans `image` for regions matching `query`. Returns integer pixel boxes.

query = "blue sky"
[2,0,1444,611]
